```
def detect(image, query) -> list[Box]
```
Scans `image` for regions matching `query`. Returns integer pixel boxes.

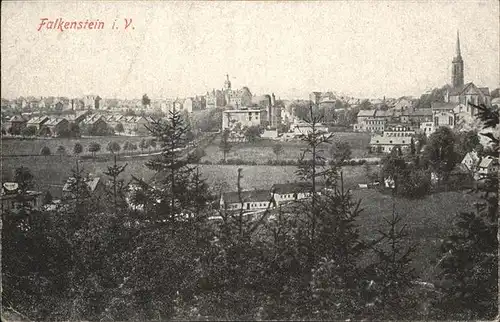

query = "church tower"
[451,30,464,89]
[224,74,231,90]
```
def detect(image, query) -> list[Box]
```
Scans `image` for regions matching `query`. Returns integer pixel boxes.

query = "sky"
[1,1,499,100]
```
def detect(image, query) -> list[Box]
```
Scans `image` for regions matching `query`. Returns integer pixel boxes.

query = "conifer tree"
[362,202,419,320]
[103,155,128,212]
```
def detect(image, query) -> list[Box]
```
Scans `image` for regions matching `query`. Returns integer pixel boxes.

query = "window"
[449,116,453,125]
[434,117,439,126]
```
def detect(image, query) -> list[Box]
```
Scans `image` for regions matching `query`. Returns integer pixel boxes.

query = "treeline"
[2,105,497,321]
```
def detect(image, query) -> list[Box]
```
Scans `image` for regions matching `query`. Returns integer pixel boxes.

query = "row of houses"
[3,111,155,137]
[219,182,326,212]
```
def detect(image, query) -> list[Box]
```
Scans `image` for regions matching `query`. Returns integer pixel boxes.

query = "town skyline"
[1,1,499,100]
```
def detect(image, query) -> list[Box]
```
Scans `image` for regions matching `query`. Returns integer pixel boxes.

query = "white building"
[369,135,412,154]
[219,190,273,211]
[222,109,266,130]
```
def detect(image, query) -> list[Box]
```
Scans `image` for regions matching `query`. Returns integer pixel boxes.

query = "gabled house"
[42,117,70,137]
[6,115,27,133]
[461,151,480,173]
[62,176,105,200]
[353,110,387,132]
[66,111,90,125]
[219,189,273,211]
[81,114,109,134]
[26,116,49,131]
[476,156,498,179]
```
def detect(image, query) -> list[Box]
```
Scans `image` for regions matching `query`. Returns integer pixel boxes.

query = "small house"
[476,156,499,179]
[62,176,105,200]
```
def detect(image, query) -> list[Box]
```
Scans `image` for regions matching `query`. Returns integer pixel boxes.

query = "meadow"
[1,153,376,197]
[202,132,372,163]
[352,188,479,279]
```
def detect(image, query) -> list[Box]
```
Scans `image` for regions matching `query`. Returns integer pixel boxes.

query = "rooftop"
[222,189,271,204]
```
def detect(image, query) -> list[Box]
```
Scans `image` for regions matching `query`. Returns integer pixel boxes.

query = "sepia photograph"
[1,1,499,320]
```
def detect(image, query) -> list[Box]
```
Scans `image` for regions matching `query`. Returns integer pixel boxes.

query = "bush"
[398,168,432,198]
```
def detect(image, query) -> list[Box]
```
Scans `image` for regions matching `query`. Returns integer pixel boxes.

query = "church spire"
[452,30,464,88]
[455,30,461,57]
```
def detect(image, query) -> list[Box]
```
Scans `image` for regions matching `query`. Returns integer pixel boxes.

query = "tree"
[489,87,499,99]
[219,129,232,162]
[272,143,284,161]
[43,191,53,204]
[103,155,128,211]
[455,130,480,159]
[69,122,81,138]
[73,142,83,156]
[88,142,101,159]
[21,126,37,137]
[244,125,262,143]
[362,205,419,320]
[129,143,138,151]
[139,138,149,152]
[40,146,51,158]
[139,106,211,226]
[123,141,132,151]
[381,149,406,191]
[422,126,458,184]
[107,141,121,155]
[410,137,416,156]
[329,140,352,165]
[359,99,373,110]
[414,132,427,154]
[115,122,124,133]
[187,147,206,164]
[14,166,34,192]
[56,145,66,160]
[148,138,157,151]
[142,94,151,107]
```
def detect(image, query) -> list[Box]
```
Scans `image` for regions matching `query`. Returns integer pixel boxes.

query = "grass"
[202,132,372,163]
[1,152,376,198]
[352,188,480,280]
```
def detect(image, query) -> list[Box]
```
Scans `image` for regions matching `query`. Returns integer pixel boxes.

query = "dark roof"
[479,87,490,95]
[271,182,324,194]
[402,109,433,117]
[223,189,271,204]
[431,102,457,110]
[9,115,26,122]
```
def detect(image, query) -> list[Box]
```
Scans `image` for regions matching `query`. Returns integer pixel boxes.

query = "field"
[1,152,376,197]
[202,132,372,163]
[1,136,157,156]
[352,189,479,279]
